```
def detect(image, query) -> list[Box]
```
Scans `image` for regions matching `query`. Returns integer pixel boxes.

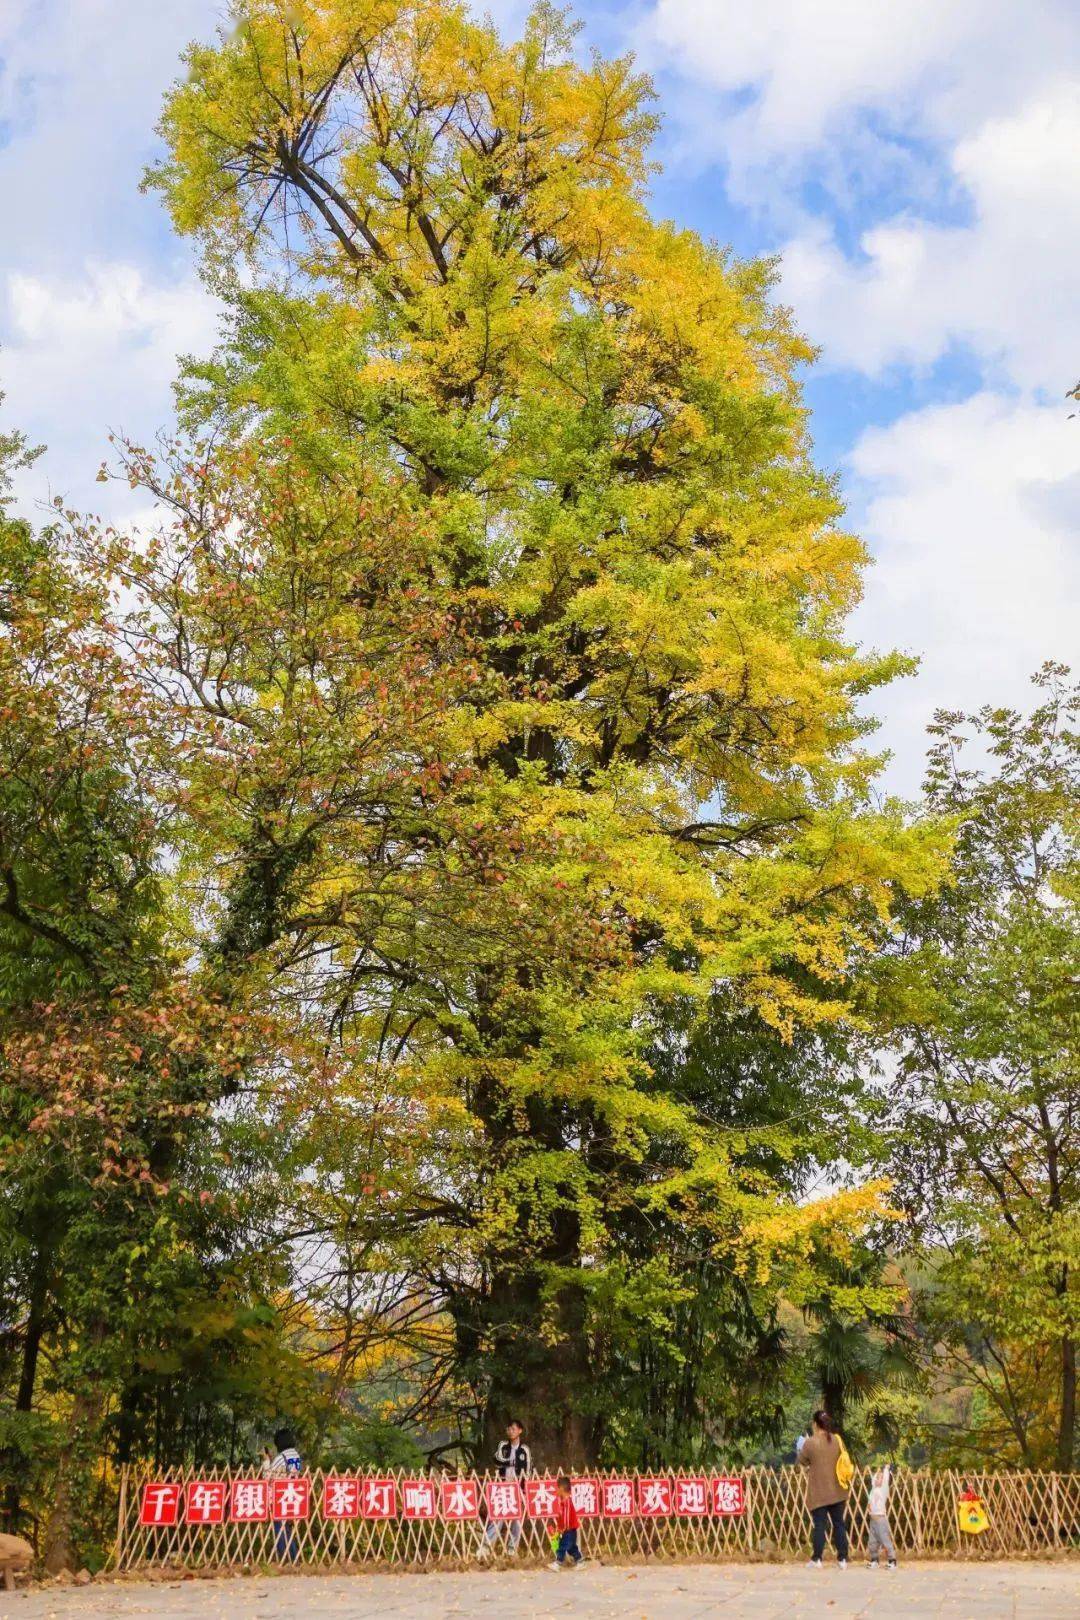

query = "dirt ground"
[3,1560,1080,1619]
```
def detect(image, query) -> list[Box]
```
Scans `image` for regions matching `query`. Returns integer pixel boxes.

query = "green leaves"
[1,0,967,1513]
[883,668,1080,1468]
[130,0,958,1458]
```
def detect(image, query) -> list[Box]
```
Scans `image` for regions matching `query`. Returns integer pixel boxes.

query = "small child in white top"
[867,1464,897,1569]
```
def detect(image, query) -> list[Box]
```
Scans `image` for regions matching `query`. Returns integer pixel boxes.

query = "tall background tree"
[0,411,310,1566]
[882,666,1080,1469]
[3,5,1075,1577]
[141,0,943,1461]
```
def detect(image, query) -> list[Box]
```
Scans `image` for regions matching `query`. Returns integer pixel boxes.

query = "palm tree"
[802,1250,917,1444]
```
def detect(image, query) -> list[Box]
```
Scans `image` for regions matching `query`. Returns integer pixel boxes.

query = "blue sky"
[1,0,1078,792]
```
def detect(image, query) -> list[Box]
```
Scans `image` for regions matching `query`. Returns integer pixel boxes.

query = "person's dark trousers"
[811,1501,848,1561]
[274,1520,299,1561]
[556,1528,582,1564]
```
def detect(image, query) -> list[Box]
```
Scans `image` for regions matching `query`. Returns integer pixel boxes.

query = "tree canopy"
[1,0,1074,1573]
[882,667,1080,1468]
[137,0,946,1459]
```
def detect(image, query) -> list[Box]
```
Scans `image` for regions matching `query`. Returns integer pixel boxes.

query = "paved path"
[4,1562,1080,1620]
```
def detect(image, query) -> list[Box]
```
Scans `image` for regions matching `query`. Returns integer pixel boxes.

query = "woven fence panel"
[113,1465,1080,1572]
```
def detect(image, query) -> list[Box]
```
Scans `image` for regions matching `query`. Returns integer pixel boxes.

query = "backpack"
[835,1436,855,1491]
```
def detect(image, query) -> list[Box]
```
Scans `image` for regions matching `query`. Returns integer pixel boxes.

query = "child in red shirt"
[549,1476,583,1569]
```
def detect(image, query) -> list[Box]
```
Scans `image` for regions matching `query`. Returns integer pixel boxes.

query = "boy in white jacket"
[867,1464,897,1569]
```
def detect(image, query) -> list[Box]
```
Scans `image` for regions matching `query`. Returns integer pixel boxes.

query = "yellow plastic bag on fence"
[957,1492,990,1535]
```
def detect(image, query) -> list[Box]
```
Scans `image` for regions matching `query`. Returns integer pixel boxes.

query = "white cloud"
[1,263,216,517]
[640,1,1080,395]
[636,0,1080,788]
[639,0,1079,172]
[7,264,209,354]
[0,0,221,519]
[780,86,1080,392]
[0,1,218,264]
[849,393,1080,789]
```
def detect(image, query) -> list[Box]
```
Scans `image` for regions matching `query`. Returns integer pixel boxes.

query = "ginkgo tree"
[117,0,949,1461]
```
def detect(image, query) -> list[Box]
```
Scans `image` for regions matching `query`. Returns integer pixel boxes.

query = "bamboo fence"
[112,1465,1080,1572]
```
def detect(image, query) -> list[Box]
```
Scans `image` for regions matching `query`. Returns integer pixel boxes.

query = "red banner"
[712,1475,745,1516]
[673,1476,709,1516]
[230,1479,268,1522]
[270,1476,310,1520]
[637,1476,673,1516]
[441,1477,480,1520]
[139,1482,181,1526]
[135,1470,748,1527]
[185,1481,226,1524]
[322,1476,360,1519]
[570,1478,600,1519]
[485,1478,524,1521]
[600,1478,635,1517]
[524,1477,559,1518]
[359,1477,396,1519]
[401,1478,438,1519]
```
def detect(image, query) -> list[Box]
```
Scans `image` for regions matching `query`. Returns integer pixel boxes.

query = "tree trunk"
[1,1248,50,1534]
[113,1382,140,1467]
[41,1325,106,1574]
[482,1308,595,1477]
[822,1377,846,1433]
[454,1229,597,1470]
[462,1024,599,1470]
[1057,1333,1076,1472]
[479,1276,596,1470]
